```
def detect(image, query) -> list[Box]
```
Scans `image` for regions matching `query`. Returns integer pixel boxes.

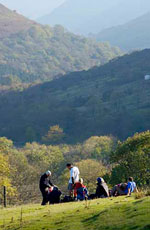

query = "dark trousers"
[41,190,48,205]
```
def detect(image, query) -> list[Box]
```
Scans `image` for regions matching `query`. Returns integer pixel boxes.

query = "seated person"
[89,177,109,199]
[95,177,109,198]
[125,177,138,196]
[111,183,127,196]
[111,177,138,196]
[47,186,62,204]
[74,178,88,201]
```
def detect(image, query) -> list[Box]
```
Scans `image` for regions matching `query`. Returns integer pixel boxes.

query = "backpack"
[77,187,88,200]
[61,195,74,203]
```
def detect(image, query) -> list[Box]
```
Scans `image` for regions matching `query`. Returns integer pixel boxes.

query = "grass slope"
[0,196,150,230]
[0,4,35,38]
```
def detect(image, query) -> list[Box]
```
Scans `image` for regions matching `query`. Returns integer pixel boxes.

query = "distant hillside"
[0,49,150,144]
[0,4,121,85]
[94,12,150,50]
[38,0,150,35]
[0,3,35,38]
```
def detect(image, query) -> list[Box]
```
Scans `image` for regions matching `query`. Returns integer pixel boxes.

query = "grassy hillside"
[95,12,150,50]
[0,49,150,144]
[0,4,121,85]
[0,196,150,230]
[0,4,35,38]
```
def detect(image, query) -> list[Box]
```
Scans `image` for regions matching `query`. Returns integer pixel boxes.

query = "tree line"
[0,131,150,204]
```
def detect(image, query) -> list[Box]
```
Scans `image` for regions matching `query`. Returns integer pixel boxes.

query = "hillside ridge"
[94,11,150,50]
[0,49,150,143]
[37,0,150,35]
[0,3,36,38]
[0,4,121,85]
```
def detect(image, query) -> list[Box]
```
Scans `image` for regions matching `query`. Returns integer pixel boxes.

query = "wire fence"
[0,185,42,208]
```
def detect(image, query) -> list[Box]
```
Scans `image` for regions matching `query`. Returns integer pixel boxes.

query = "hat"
[97,177,104,183]
[46,170,51,176]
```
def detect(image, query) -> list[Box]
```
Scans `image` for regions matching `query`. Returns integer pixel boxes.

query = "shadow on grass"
[141,225,150,230]
[82,209,120,230]
[82,210,107,224]
[133,200,143,205]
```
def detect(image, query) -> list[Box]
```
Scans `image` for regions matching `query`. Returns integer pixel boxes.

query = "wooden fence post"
[3,186,7,208]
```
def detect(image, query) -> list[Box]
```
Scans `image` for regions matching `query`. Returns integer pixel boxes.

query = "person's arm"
[70,168,74,185]
[49,180,54,187]
[134,184,138,193]
[43,180,51,187]
[43,177,53,188]
[72,177,74,185]
[127,182,132,196]
[127,187,131,196]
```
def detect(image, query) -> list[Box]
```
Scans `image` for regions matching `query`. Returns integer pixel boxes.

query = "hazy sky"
[0,0,66,19]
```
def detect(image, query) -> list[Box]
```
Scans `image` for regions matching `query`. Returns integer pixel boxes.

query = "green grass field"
[0,196,150,230]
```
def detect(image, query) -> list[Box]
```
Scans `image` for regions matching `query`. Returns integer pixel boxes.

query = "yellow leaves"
[0,137,13,155]
[0,154,9,176]
[42,125,65,144]
[0,176,11,187]
[0,139,16,197]
[0,153,10,188]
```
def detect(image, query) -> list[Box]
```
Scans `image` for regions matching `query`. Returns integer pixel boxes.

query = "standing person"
[66,163,80,197]
[39,170,54,205]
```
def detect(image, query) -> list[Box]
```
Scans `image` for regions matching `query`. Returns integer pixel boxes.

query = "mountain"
[0,49,150,144]
[0,4,121,85]
[0,3,36,38]
[37,0,150,35]
[94,12,150,50]
[0,0,66,19]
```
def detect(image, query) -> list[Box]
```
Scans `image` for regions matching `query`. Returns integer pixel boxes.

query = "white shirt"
[69,166,80,183]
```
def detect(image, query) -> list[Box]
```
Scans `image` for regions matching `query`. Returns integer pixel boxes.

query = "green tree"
[110,131,150,185]
[24,142,64,176]
[82,136,115,162]
[0,138,16,201]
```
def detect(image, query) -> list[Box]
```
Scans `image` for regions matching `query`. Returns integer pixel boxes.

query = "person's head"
[97,177,104,184]
[66,163,73,170]
[45,170,51,177]
[79,178,83,184]
[128,177,133,182]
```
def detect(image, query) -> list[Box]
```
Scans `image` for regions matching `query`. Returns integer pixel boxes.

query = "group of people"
[39,163,138,205]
